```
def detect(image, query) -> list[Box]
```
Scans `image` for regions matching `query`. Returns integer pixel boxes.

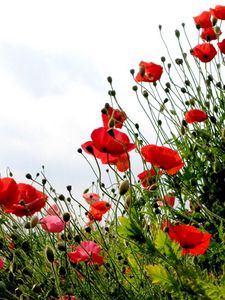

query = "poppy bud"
[181,126,186,135]
[59,266,66,276]
[132,85,138,91]
[21,240,31,253]
[46,246,55,263]
[175,58,183,65]
[135,123,139,130]
[142,90,148,98]
[175,29,180,38]
[182,120,188,127]
[124,195,131,210]
[130,69,135,75]
[213,105,218,113]
[77,148,82,153]
[58,194,65,201]
[24,221,31,229]
[119,180,130,196]
[181,87,186,93]
[25,173,32,180]
[110,90,116,97]
[210,116,217,124]
[158,120,162,126]
[66,185,72,192]
[57,242,66,251]
[161,56,166,62]
[63,212,70,222]
[30,215,39,228]
[107,76,112,84]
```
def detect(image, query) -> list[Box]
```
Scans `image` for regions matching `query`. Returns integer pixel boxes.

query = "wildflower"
[137,168,162,188]
[83,193,100,205]
[88,201,111,222]
[191,43,217,62]
[0,177,18,209]
[157,194,175,208]
[193,11,212,28]
[185,109,208,123]
[84,127,136,156]
[46,203,61,215]
[200,27,221,41]
[68,240,104,265]
[5,183,48,217]
[40,215,65,233]
[59,296,77,300]
[135,61,163,82]
[102,104,127,129]
[0,258,4,270]
[168,224,211,256]
[210,5,225,20]
[141,145,184,175]
[218,39,225,54]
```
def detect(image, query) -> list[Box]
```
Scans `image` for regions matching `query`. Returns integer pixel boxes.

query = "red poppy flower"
[59,296,77,300]
[168,224,211,256]
[193,11,212,28]
[157,194,175,208]
[200,27,221,41]
[141,145,184,175]
[102,105,127,129]
[218,39,225,54]
[114,153,130,172]
[91,127,136,155]
[5,183,48,217]
[185,109,208,123]
[88,201,111,222]
[191,43,217,62]
[0,177,18,209]
[137,168,162,188]
[68,240,104,265]
[210,5,225,20]
[135,61,163,82]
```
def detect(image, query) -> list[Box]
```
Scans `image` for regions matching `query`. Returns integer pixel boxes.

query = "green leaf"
[145,264,171,285]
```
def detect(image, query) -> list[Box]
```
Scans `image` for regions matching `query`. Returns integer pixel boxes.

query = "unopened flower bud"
[45,246,55,263]
[124,195,131,210]
[30,216,39,228]
[130,69,135,75]
[132,85,138,91]
[107,76,112,84]
[57,242,66,251]
[58,194,65,201]
[210,116,217,124]
[25,173,32,180]
[161,56,166,62]
[175,29,180,38]
[63,212,70,222]
[142,90,148,98]
[181,126,186,135]
[119,180,130,196]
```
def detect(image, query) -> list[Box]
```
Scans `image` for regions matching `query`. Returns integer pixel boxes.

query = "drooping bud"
[119,180,130,196]
[45,246,55,263]
[30,215,39,228]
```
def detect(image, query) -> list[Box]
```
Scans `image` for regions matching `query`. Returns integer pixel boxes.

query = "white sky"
[0,0,220,199]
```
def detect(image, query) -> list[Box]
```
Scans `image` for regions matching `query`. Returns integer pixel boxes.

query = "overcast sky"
[0,0,220,200]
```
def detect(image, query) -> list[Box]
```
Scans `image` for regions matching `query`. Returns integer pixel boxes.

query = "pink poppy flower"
[68,240,104,265]
[46,203,61,216]
[40,215,65,233]
[82,193,100,205]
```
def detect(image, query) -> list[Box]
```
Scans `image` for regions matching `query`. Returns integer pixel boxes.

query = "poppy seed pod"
[46,246,55,263]
[119,180,130,195]
[63,212,70,222]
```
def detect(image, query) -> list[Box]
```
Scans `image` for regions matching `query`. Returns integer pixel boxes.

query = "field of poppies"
[1,4,225,300]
